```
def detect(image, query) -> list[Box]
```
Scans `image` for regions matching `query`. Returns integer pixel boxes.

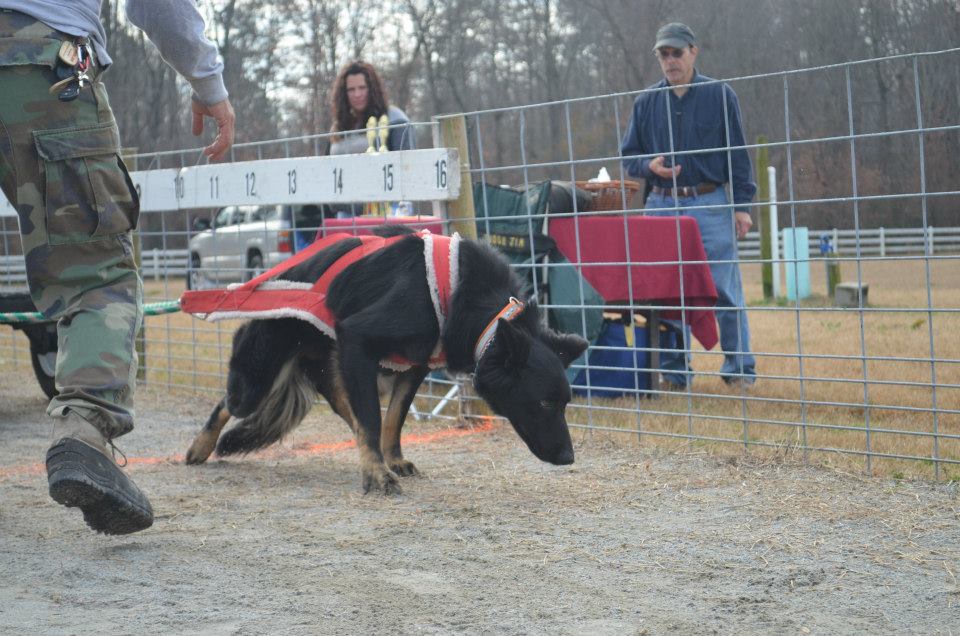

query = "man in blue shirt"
[621,22,757,390]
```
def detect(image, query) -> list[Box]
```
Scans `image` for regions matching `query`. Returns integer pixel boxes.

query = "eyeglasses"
[655,48,687,59]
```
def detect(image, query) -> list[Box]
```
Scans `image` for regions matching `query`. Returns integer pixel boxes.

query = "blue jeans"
[644,188,756,386]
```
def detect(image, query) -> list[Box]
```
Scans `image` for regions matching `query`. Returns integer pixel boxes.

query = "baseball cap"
[653,22,696,51]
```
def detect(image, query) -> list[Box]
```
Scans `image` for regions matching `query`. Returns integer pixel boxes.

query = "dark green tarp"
[472,181,604,380]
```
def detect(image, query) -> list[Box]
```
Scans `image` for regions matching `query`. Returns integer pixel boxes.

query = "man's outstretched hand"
[192,98,236,162]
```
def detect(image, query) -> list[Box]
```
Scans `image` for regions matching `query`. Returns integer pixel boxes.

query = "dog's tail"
[216,356,317,456]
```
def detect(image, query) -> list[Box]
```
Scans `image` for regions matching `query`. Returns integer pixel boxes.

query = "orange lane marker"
[0,418,499,481]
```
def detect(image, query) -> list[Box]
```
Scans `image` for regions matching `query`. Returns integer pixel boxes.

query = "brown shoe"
[723,377,756,391]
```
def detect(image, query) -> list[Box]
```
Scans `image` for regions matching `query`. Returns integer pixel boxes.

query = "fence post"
[756,136,772,299]
[430,122,444,219]
[437,114,478,240]
[832,228,839,256]
[826,253,841,297]
[879,227,885,257]
[769,166,780,299]
[151,248,160,282]
[927,226,935,255]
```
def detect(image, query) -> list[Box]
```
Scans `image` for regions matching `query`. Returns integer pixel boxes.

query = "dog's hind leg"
[381,367,429,477]
[185,398,231,465]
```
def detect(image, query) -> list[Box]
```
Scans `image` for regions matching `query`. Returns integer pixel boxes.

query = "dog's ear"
[513,297,542,332]
[495,318,531,370]
[541,330,589,368]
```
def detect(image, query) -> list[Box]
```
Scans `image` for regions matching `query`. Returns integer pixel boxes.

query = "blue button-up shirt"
[620,72,757,211]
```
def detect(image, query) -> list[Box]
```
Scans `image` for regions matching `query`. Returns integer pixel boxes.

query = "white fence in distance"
[3,226,956,286]
[737,226,960,259]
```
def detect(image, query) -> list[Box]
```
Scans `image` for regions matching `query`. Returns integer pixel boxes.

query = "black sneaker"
[46,437,154,535]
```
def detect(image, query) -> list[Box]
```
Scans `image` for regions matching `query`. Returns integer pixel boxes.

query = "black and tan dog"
[183,226,588,494]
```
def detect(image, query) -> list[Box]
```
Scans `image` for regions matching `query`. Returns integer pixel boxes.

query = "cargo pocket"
[0,36,61,68]
[33,121,140,245]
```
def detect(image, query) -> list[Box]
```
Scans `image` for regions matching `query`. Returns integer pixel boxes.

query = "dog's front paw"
[185,431,217,465]
[361,464,402,495]
[387,458,420,477]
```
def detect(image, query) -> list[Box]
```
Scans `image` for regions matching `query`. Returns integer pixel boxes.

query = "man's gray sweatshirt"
[0,0,228,105]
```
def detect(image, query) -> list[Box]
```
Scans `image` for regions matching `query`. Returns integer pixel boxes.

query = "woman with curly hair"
[327,61,416,217]
[329,60,415,153]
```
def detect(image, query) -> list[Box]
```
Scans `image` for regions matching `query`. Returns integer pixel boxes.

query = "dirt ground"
[0,376,958,635]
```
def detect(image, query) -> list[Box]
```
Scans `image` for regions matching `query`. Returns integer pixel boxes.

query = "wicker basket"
[575,179,641,211]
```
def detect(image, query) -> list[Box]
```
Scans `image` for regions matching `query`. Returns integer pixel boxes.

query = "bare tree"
[97,0,958,228]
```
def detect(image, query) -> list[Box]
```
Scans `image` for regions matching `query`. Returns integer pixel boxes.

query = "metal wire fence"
[442,47,960,480]
[1,50,957,479]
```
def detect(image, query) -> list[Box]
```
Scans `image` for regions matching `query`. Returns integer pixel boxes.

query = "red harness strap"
[181,233,403,319]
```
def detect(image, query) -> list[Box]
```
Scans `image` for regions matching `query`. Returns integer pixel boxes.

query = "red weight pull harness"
[180,230,461,370]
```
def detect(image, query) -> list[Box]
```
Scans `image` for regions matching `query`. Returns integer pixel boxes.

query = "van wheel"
[186,253,203,290]
[245,253,264,281]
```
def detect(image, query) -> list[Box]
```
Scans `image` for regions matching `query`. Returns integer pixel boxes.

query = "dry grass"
[0,256,956,480]
[568,257,960,480]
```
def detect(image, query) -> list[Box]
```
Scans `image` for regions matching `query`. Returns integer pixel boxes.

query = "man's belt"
[651,183,719,198]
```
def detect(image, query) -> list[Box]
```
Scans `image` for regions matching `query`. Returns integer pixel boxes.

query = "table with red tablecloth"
[316,215,444,239]
[548,214,718,351]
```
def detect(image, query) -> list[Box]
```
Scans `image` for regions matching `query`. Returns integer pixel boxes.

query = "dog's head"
[474,317,588,465]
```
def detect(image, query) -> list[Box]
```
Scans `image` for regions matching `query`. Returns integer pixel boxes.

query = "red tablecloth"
[549,215,719,349]
[316,215,444,239]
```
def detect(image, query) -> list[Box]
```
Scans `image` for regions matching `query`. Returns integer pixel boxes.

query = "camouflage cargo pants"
[0,10,141,439]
